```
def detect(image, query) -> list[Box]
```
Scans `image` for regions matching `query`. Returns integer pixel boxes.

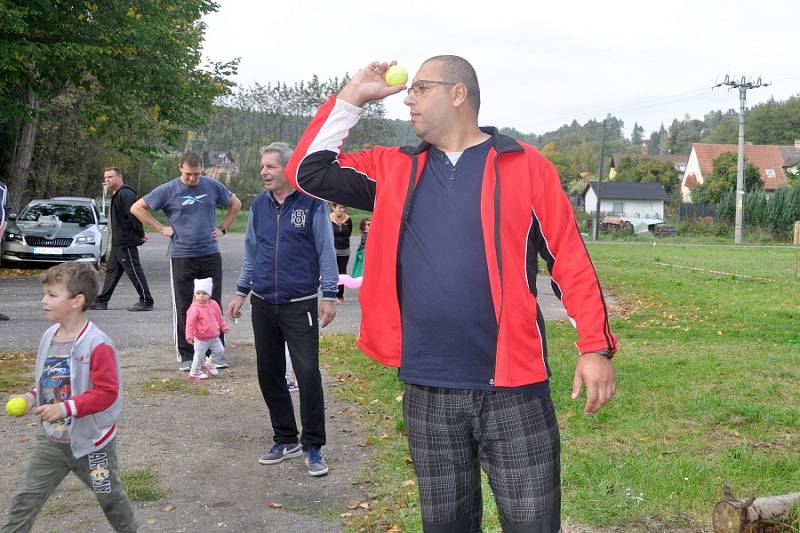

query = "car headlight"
[4,231,22,242]
[74,234,96,244]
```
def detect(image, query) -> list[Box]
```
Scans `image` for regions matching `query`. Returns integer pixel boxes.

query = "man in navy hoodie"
[227,142,338,477]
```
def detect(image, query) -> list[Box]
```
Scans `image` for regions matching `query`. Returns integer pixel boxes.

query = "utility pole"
[713,75,769,244]
[593,119,607,241]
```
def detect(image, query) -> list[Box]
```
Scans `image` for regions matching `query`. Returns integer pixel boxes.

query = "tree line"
[2,1,799,214]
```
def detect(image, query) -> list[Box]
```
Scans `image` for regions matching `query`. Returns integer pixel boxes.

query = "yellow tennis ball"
[6,396,27,417]
[385,65,408,87]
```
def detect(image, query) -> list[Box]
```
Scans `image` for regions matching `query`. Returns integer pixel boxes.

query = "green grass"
[138,377,209,396]
[120,468,166,501]
[0,352,35,394]
[321,243,800,531]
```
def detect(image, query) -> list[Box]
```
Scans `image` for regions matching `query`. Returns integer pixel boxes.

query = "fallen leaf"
[268,502,283,509]
[386,526,402,532]
[162,504,175,512]
[402,480,416,487]
[347,500,360,510]
[359,502,369,509]
[340,512,353,518]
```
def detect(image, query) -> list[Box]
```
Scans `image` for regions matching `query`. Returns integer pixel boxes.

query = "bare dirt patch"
[0,342,369,532]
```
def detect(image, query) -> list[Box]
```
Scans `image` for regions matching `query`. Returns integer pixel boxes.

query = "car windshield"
[19,203,95,225]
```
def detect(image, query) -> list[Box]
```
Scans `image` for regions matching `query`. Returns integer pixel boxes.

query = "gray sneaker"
[212,355,230,369]
[259,443,302,465]
[178,361,192,372]
[303,447,329,477]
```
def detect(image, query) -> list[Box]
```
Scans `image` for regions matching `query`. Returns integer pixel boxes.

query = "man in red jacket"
[287,56,618,533]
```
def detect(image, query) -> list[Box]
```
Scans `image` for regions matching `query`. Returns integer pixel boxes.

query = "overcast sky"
[201,0,798,138]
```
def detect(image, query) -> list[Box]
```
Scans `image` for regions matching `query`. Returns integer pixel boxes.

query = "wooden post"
[713,486,800,532]
[793,221,800,246]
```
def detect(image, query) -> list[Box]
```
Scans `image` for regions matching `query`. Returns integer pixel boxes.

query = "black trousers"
[251,295,325,449]
[95,246,153,305]
[170,253,223,363]
[335,254,349,298]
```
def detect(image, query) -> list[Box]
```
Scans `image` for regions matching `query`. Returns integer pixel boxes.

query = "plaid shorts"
[403,384,561,533]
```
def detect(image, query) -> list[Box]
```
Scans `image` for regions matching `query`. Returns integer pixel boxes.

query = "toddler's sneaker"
[188,370,208,381]
[203,358,219,377]
[286,378,299,392]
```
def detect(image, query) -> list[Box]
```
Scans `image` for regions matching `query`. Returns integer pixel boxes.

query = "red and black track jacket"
[286,96,617,387]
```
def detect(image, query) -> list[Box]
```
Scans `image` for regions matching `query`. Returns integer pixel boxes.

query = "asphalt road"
[0,234,568,351]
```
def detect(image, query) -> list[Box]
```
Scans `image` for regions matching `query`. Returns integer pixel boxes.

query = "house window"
[612,202,624,214]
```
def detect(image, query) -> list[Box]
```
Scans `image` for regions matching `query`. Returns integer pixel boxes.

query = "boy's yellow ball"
[6,396,27,417]
[385,65,408,87]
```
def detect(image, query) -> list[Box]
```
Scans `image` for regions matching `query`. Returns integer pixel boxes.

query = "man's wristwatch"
[594,349,615,359]
[217,225,227,235]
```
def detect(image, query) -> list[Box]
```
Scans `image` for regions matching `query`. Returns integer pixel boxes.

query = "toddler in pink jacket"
[185,278,229,380]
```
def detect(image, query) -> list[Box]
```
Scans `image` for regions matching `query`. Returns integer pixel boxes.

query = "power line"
[543,86,719,128]
[713,74,770,245]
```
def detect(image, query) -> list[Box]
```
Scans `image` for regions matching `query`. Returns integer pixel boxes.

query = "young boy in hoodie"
[2,261,137,533]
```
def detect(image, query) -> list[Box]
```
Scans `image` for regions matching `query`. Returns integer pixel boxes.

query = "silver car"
[2,196,109,268]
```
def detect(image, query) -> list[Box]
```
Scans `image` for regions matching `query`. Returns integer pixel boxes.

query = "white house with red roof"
[681,141,800,202]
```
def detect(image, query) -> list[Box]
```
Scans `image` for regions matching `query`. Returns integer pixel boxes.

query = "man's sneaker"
[203,358,219,377]
[303,447,329,477]
[89,301,107,310]
[259,443,302,465]
[286,379,299,392]
[127,302,153,312]
[213,356,230,369]
[179,361,192,372]
[188,370,208,381]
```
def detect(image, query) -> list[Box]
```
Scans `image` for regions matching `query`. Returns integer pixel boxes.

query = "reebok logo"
[180,194,208,205]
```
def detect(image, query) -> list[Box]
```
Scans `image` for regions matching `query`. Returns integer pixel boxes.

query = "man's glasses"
[406,80,458,97]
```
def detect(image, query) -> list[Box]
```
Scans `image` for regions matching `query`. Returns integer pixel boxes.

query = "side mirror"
[98,215,108,225]
[8,214,17,221]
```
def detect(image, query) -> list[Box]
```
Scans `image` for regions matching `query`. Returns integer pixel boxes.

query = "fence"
[679,203,716,220]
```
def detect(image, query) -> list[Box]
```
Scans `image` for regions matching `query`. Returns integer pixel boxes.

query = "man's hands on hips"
[318,300,336,328]
[338,61,406,108]
[572,353,616,414]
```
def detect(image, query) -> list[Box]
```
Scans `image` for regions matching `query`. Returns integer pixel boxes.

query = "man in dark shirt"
[90,167,154,312]
[288,56,618,532]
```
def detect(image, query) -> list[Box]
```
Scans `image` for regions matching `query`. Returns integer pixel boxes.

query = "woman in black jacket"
[330,203,352,302]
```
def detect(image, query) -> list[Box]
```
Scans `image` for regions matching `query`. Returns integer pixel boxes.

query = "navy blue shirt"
[397,138,498,389]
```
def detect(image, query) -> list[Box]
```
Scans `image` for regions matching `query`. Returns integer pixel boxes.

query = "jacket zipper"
[490,152,503,387]
[274,202,281,304]
[395,155,419,306]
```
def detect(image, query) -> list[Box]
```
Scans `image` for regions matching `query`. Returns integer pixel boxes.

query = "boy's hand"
[34,403,66,423]
[186,338,194,345]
